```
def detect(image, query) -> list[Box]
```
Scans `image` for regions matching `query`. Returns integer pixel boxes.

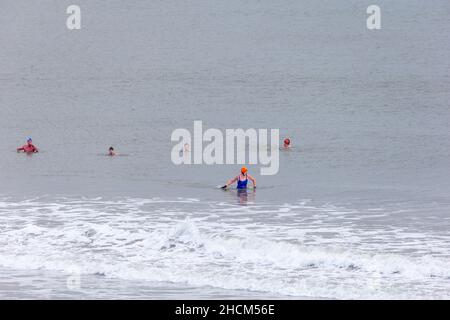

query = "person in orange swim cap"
[221,167,256,190]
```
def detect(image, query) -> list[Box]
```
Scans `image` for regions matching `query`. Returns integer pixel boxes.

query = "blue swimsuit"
[236,175,248,189]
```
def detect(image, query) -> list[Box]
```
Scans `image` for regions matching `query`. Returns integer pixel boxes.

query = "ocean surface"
[0,0,449,299]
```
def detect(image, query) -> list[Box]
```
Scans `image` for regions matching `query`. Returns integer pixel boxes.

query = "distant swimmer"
[221,167,256,190]
[17,137,39,153]
[108,146,116,156]
[179,143,190,157]
[283,138,291,149]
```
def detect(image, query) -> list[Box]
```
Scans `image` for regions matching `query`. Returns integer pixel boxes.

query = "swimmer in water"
[221,167,256,189]
[283,138,291,149]
[17,137,39,153]
[108,147,116,156]
[179,143,190,157]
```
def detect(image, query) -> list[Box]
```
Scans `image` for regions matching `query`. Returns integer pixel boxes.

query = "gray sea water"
[0,0,449,299]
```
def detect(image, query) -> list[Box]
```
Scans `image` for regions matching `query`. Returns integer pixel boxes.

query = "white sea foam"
[0,196,449,299]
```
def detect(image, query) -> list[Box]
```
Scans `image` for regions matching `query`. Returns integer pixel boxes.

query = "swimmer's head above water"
[17,137,38,153]
[108,147,116,156]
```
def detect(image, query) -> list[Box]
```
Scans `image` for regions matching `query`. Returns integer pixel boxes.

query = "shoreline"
[0,266,313,300]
